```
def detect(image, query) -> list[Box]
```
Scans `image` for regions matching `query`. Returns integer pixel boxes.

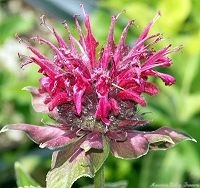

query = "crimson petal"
[119,90,146,106]
[143,82,159,95]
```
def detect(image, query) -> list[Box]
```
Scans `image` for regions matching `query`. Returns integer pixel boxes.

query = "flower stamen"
[111,83,125,91]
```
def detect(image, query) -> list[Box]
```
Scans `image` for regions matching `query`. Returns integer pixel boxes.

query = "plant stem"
[94,165,104,188]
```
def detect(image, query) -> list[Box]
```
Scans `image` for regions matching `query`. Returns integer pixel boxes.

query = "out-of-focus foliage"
[0,1,50,187]
[0,0,200,188]
[15,161,41,187]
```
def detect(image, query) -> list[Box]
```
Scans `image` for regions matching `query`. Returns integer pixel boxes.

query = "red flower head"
[20,10,175,125]
[1,6,194,164]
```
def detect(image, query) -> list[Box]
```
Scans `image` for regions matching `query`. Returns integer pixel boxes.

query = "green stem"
[94,165,104,188]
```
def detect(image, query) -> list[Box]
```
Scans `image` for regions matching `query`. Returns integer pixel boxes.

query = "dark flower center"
[57,94,146,135]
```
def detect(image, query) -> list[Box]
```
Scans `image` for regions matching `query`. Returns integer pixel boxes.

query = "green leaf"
[14,161,41,187]
[46,136,110,188]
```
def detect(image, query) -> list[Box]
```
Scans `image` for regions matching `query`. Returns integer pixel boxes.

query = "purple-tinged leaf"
[47,135,110,188]
[80,132,103,152]
[47,139,92,188]
[40,132,79,150]
[110,132,149,159]
[144,133,175,150]
[143,127,196,150]
[1,124,76,149]
[109,127,196,159]
[152,127,197,143]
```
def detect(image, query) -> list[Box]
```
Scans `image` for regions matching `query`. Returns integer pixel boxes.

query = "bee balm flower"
[1,6,194,162]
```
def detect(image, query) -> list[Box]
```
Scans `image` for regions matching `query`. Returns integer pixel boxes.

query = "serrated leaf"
[46,136,110,188]
[14,162,41,188]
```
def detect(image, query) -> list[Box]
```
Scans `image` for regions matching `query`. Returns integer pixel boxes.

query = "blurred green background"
[0,0,200,187]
